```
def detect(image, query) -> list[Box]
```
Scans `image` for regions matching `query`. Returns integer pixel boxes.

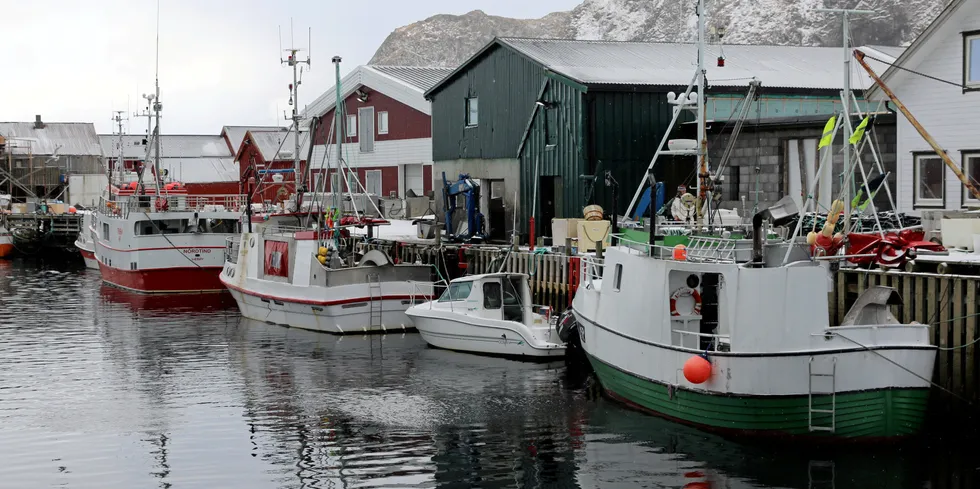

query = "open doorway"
[539,176,562,238]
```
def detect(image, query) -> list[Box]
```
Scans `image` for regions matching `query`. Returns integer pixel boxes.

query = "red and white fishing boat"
[0,223,12,258]
[221,53,434,333]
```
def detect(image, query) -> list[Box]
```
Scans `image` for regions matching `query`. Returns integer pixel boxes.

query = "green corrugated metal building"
[424,38,900,241]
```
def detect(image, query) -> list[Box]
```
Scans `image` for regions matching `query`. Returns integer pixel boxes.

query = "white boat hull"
[407,309,565,358]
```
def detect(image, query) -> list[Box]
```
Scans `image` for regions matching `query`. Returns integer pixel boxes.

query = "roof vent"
[34,115,44,129]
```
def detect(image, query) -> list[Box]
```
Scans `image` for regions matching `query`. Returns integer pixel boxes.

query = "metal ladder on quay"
[808,356,837,433]
[368,273,383,329]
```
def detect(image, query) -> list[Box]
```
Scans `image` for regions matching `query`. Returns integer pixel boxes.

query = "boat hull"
[75,240,99,270]
[100,263,226,293]
[586,351,930,440]
[224,282,417,334]
[0,227,13,258]
[408,311,565,358]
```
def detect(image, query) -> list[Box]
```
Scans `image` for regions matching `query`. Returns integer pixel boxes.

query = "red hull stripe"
[100,263,226,293]
[97,242,226,253]
[224,281,432,306]
[79,249,96,259]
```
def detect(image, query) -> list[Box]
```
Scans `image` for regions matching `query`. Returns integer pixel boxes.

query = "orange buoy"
[67,206,77,214]
[683,354,712,384]
[673,244,687,260]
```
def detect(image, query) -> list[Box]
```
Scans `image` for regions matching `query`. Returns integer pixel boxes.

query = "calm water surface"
[1,258,977,489]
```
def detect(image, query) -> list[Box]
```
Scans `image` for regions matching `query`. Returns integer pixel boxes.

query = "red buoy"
[683,354,712,384]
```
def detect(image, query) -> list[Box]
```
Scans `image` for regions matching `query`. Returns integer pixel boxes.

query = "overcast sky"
[0,0,579,135]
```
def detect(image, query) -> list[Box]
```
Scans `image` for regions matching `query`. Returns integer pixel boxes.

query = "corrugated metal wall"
[429,46,545,162]
[518,78,585,237]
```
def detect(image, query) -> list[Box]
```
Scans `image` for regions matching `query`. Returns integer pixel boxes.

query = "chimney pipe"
[34,115,44,129]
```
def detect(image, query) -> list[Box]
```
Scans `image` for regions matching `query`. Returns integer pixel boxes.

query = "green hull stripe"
[588,353,930,438]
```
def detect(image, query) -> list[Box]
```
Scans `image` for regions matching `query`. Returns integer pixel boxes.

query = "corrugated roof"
[430,38,902,93]
[247,128,311,162]
[0,122,101,156]
[369,66,454,91]
[220,125,287,154]
[98,134,232,159]
[157,157,238,183]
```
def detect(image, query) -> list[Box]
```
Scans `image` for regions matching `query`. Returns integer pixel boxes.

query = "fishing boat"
[221,53,434,333]
[94,9,244,293]
[74,211,98,269]
[406,273,565,358]
[567,0,936,441]
[0,221,12,258]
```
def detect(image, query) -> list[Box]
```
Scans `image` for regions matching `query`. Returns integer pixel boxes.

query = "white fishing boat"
[406,273,565,358]
[221,53,434,333]
[566,0,936,441]
[0,223,12,258]
[74,211,98,269]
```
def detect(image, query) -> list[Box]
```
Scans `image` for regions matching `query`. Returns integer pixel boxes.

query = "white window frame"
[913,153,945,209]
[365,169,383,196]
[346,114,357,138]
[465,97,478,127]
[377,111,389,135]
[962,152,980,207]
[966,33,980,88]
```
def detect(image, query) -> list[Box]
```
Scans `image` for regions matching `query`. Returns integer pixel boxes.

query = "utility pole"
[816,7,873,233]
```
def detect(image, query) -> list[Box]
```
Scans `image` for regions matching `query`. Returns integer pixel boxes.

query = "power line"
[862,54,967,90]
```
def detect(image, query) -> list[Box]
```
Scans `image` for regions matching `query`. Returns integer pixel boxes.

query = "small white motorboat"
[406,273,565,359]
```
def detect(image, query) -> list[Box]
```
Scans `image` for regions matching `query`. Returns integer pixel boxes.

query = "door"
[488,179,506,240]
[405,164,423,197]
[539,176,558,239]
[365,170,382,196]
[358,107,375,153]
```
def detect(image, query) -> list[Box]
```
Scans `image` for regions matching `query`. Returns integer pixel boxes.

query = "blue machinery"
[442,172,487,243]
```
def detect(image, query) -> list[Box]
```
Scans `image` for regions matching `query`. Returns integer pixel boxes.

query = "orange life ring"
[670,287,702,316]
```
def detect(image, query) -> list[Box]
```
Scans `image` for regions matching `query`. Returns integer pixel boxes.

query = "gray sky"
[0,0,579,135]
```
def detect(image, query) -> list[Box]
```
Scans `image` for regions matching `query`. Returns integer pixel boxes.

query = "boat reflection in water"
[99,284,239,315]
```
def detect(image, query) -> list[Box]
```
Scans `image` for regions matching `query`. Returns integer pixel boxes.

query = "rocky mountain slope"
[369,0,948,67]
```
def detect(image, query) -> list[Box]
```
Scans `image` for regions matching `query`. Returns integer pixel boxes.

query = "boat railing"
[224,236,241,264]
[611,233,738,263]
[261,224,309,236]
[409,280,448,310]
[580,255,605,288]
[672,329,731,352]
[100,194,246,218]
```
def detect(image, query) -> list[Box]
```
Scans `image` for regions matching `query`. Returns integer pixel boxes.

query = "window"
[365,170,382,196]
[330,172,341,193]
[377,111,389,135]
[346,114,357,138]
[102,222,109,241]
[438,281,473,302]
[913,154,945,208]
[728,166,741,202]
[465,97,478,127]
[965,33,980,88]
[483,282,502,309]
[613,263,623,291]
[962,153,980,207]
[347,171,360,193]
[358,107,375,153]
[545,105,558,146]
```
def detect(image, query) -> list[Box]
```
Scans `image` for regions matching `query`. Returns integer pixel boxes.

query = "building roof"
[157,157,239,184]
[426,38,903,96]
[239,128,311,162]
[0,121,102,156]
[369,66,454,91]
[220,125,287,154]
[865,0,968,100]
[302,65,449,120]
[98,134,232,159]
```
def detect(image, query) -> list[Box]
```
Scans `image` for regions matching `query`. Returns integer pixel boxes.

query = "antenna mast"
[281,20,311,209]
[111,111,128,186]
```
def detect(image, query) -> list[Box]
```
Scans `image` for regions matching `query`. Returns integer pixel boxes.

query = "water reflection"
[0,260,977,488]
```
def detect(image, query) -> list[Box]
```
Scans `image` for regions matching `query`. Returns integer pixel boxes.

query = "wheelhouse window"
[913,154,945,208]
[438,281,473,302]
[963,153,980,207]
[346,114,357,138]
[965,33,980,88]
[483,282,502,309]
[465,97,478,127]
[613,264,623,291]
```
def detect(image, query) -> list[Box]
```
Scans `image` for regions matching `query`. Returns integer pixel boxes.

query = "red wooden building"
[234,127,309,204]
[97,134,239,196]
[303,65,453,200]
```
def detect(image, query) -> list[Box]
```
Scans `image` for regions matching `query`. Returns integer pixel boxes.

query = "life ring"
[670,287,702,316]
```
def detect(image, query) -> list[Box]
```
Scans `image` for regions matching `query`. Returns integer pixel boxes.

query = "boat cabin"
[435,273,551,325]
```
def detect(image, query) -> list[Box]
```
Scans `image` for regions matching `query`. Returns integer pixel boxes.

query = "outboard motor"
[556,308,589,367]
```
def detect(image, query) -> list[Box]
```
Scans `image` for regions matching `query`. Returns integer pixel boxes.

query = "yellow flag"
[849,116,870,145]
[818,116,837,149]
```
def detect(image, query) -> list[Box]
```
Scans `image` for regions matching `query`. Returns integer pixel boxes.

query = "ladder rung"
[810,426,835,432]
[810,409,835,414]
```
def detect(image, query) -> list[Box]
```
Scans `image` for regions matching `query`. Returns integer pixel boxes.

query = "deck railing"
[99,194,246,218]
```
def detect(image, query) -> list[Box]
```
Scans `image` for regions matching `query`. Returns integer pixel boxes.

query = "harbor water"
[1,259,978,489]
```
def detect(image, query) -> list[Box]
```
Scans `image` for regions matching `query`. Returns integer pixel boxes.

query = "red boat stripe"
[223,282,432,306]
[100,263,226,294]
[97,242,227,253]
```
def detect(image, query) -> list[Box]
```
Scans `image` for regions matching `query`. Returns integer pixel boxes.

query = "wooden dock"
[4,213,83,254]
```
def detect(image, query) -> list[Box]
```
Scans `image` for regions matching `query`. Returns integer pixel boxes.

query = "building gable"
[313,87,430,146]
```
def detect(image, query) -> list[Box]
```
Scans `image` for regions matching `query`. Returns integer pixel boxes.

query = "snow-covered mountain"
[369,0,947,68]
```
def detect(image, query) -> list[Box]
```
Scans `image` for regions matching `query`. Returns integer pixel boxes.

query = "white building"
[866,0,980,213]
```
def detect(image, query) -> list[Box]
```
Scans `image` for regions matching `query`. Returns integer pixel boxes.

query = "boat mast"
[695,0,707,226]
[816,7,872,232]
[332,56,343,241]
[281,23,310,209]
[111,111,127,186]
[151,0,162,191]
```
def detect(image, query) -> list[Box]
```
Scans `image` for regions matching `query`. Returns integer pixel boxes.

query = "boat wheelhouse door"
[502,276,525,324]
